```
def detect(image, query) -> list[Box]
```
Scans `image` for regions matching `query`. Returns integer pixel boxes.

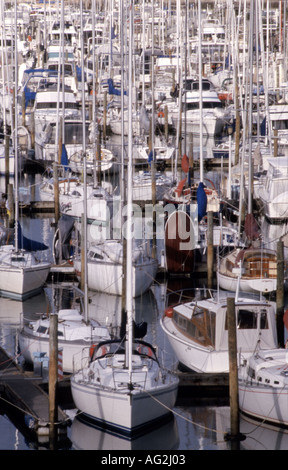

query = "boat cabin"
[167,298,277,352]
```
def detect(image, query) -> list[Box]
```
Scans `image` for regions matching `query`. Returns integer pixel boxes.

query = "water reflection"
[70,414,179,450]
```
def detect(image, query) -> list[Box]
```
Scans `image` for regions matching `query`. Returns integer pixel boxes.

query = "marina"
[2,0,288,453]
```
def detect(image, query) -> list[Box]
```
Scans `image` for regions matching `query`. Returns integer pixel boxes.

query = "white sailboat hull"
[238,350,288,427]
[217,247,278,294]
[217,270,277,294]
[19,308,111,373]
[238,381,288,427]
[172,111,226,136]
[19,334,94,373]
[0,247,50,300]
[71,368,179,435]
[75,257,158,297]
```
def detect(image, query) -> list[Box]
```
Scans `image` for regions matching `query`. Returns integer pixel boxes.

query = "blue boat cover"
[17,222,48,251]
[197,182,207,221]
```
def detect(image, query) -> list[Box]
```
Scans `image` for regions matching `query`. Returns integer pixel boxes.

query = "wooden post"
[225,297,245,447]
[277,240,284,347]
[53,162,59,225]
[49,313,58,446]
[207,211,213,289]
[7,184,14,228]
[30,112,35,149]
[164,105,168,141]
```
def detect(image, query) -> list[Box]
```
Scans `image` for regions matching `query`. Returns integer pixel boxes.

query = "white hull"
[161,318,230,373]
[217,270,277,294]
[75,257,158,297]
[19,309,110,373]
[0,247,50,300]
[160,294,278,373]
[238,349,288,427]
[19,334,93,373]
[59,185,113,224]
[217,247,278,294]
[133,173,173,201]
[258,191,288,222]
[71,341,179,436]
[71,377,178,435]
[239,381,288,427]
[172,111,226,136]
[257,157,288,222]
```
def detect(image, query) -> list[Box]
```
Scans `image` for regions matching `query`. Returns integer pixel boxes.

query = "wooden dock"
[0,347,69,443]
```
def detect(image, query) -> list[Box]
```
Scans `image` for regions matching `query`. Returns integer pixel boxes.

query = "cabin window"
[11,256,25,262]
[184,101,222,111]
[237,309,257,329]
[36,102,78,110]
[37,326,48,334]
[247,366,255,379]
[89,251,104,260]
[173,308,215,347]
[260,310,269,329]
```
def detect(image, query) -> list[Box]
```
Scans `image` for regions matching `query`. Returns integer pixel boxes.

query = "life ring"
[97,345,108,357]
[137,345,153,357]
[158,111,165,118]
[89,344,97,358]
[90,344,107,358]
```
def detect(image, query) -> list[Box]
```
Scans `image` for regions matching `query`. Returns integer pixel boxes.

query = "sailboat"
[0,5,51,301]
[19,1,111,373]
[217,6,279,296]
[238,348,288,427]
[217,214,279,294]
[18,287,111,374]
[70,1,179,436]
[74,239,158,297]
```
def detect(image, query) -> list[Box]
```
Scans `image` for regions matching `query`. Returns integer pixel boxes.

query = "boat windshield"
[173,307,216,347]
[91,340,158,362]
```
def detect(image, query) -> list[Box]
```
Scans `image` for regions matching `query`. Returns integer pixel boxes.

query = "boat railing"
[73,346,91,373]
[165,287,215,308]
[111,363,150,390]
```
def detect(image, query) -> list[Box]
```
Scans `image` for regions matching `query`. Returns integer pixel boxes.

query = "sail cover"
[17,222,48,251]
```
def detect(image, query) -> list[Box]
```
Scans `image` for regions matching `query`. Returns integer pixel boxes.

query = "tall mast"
[14,0,19,251]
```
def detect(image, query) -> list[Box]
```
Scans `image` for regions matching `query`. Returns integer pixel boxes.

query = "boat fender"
[164,307,173,318]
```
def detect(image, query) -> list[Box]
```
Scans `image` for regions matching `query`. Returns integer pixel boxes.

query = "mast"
[126,0,134,377]
[198,0,203,183]
[14,0,19,252]
[80,0,88,323]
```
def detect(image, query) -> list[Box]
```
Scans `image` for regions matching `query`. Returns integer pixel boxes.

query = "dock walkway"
[0,347,69,440]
